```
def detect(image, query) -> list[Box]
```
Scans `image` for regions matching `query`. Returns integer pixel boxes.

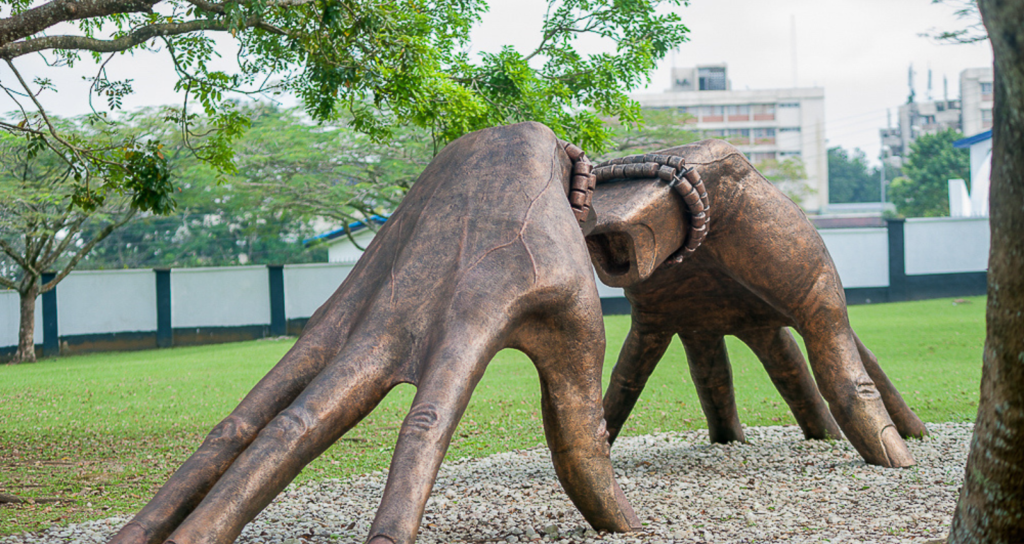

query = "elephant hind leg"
[602,328,673,446]
[854,333,928,439]
[163,346,402,544]
[108,338,338,544]
[680,334,745,444]
[736,327,841,440]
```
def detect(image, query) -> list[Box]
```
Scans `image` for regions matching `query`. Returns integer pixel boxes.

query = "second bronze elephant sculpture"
[587,139,926,468]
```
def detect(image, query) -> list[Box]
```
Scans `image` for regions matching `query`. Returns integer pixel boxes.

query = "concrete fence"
[0,217,989,359]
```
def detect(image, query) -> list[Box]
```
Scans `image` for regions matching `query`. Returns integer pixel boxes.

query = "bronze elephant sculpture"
[108,122,643,544]
[586,140,927,468]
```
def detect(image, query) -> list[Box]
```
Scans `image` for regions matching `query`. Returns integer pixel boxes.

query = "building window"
[749,152,776,163]
[980,82,993,94]
[726,104,750,122]
[754,127,776,145]
[698,66,727,91]
[778,102,800,108]
[700,105,725,122]
[982,109,993,129]
[726,128,750,145]
[752,103,776,121]
[703,129,725,138]
[779,151,801,158]
[779,127,800,132]
[674,106,698,123]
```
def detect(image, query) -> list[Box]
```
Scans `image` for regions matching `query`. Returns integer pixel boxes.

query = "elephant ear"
[585,154,710,288]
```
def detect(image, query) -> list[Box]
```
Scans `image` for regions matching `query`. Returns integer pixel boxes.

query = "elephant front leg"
[804,328,915,468]
[736,327,841,440]
[602,328,673,445]
[518,310,641,533]
[366,344,491,544]
[854,333,928,439]
[680,334,745,443]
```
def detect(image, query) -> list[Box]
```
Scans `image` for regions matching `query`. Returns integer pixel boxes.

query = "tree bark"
[13,280,38,364]
[947,1,1024,542]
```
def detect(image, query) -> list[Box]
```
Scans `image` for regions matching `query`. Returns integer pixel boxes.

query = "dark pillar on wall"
[40,271,59,357]
[268,265,286,337]
[155,268,172,348]
[886,218,907,302]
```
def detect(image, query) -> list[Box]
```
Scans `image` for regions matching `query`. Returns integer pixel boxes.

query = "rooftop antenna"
[790,14,798,87]
[927,66,933,101]
[908,64,916,104]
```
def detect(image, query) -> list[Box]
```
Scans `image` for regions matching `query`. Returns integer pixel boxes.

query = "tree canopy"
[828,146,880,204]
[1,0,691,362]
[79,104,432,268]
[886,128,969,217]
[1,0,690,178]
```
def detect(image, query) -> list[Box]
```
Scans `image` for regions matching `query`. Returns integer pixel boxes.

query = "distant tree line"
[828,129,969,218]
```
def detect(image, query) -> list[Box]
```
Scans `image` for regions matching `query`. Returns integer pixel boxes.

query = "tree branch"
[0,238,31,271]
[0,0,162,48]
[41,210,135,292]
[0,17,258,59]
[0,274,18,290]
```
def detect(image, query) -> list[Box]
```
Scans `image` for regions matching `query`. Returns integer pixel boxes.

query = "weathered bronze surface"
[588,139,927,468]
[108,122,637,544]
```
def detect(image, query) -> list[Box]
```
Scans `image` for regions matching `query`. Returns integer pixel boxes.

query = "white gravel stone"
[1,423,971,543]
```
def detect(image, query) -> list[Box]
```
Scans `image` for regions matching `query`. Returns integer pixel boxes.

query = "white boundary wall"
[818,228,890,288]
[57,270,157,336]
[905,217,990,275]
[0,217,994,351]
[171,266,270,328]
[283,263,355,320]
[0,290,41,347]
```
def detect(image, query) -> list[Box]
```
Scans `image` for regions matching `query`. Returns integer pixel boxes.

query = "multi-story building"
[882,98,962,161]
[632,64,829,213]
[880,67,993,164]
[960,67,994,137]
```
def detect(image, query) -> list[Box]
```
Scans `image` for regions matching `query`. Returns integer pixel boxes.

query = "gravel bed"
[3,423,970,544]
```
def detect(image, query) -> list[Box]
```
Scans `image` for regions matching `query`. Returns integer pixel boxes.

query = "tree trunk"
[13,281,38,364]
[947,1,1024,542]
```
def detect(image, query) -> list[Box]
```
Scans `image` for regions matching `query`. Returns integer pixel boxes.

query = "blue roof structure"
[954,130,992,149]
[303,215,388,246]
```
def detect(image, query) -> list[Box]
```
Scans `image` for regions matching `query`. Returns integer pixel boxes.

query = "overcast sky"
[2,0,993,166]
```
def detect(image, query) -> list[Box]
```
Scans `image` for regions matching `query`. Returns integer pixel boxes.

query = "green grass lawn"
[0,296,985,535]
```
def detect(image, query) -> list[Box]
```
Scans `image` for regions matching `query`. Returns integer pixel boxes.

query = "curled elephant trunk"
[586,154,710,287]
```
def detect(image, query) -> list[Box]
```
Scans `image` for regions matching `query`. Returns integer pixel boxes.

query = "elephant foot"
[107,521,149,544]
[879,425,915,468]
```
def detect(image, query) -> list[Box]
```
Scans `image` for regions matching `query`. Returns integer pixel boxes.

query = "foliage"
[79,106,350,268]
[828,146,880,204]
[925,0,986,44]
[754,156,813,207]
[0,297,986,533]
[597,108,701,160]
[235,106,434,246]
[78,104,436,268]
[886,128,969,217]
[1,0,690,184]
[0,117,177,361]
